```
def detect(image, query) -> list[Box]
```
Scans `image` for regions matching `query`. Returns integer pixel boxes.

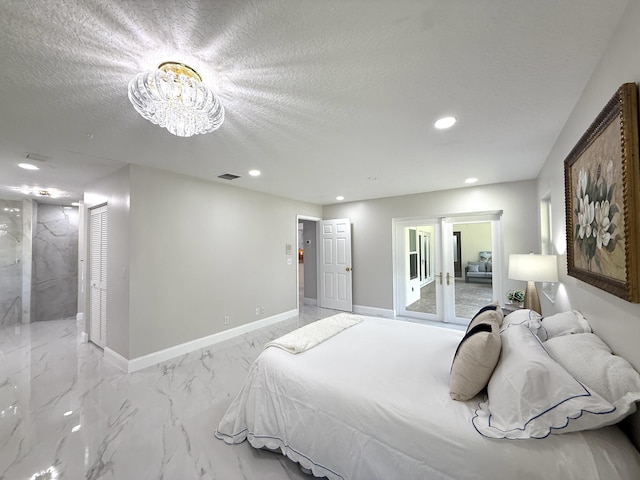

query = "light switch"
[287,258,292,265]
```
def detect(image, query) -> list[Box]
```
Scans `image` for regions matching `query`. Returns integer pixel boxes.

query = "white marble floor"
[0,305,338,480]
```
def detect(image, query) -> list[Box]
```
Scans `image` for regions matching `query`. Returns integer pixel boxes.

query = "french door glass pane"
[453,221,494,319]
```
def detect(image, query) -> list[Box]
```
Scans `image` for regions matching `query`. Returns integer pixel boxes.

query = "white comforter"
[216,316,640,480]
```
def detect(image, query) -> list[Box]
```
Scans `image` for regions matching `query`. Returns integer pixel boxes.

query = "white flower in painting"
[577,194,595,239]
[606,160,614,182]
[595,200,612,248]
[578,168,588,198]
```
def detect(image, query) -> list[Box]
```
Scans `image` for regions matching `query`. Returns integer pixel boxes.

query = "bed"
[215,312,640,479]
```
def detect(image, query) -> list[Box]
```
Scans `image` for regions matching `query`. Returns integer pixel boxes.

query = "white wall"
[537,0,640,373]
[127,165,322,358]
[322,180,538,312]
[84,165,322,359]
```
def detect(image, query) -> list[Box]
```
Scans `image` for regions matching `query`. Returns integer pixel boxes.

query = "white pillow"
[540,310,591,340]
[544,332,640,427]
[472,325,614,439]
[501,309,544,339]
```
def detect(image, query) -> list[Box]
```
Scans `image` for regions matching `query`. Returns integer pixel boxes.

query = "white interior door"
[89,205,107,348]
[319,218,353,312]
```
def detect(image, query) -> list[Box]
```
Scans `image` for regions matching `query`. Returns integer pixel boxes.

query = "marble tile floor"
[0,305,339,480]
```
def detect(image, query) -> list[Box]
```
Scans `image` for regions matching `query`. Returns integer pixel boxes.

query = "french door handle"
[446,272,451,285]
[437,272,443,285]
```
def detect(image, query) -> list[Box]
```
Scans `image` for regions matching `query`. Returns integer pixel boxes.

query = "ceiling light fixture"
[248,169,261,177]
[13,186,69,198]
[336,196,345,201]
[18,163,39,170]
[434,116,456,129]
[464,177,478,184]
[128,62,224,137]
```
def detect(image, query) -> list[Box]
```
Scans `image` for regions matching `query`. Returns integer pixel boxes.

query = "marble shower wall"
[0,199,23,327]
[32,203,79,322]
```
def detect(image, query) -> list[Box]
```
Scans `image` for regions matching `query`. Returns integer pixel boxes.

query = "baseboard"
[303,297,317,305]
[353,304,394,318]
[104,347,129,372]
[76,312,89,343]
[117,309,299,373]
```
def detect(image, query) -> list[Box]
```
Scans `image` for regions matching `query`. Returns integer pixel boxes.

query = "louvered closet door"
[89,205,107,348]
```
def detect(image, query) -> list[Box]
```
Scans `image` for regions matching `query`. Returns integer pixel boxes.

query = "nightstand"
[502,304,523,315]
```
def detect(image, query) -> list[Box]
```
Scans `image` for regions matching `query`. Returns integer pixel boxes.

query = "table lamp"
[508,253,558,314]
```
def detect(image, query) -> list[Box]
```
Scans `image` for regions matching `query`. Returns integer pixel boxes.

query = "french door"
[394,214,503,324]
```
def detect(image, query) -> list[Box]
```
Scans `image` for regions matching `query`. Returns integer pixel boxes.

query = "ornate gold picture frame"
[564,83,640,303]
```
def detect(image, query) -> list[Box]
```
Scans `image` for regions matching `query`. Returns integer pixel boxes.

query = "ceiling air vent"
[218,173,241,180]
[26,153,53,162]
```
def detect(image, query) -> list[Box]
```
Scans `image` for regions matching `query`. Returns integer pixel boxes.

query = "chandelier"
[128,62,224,137]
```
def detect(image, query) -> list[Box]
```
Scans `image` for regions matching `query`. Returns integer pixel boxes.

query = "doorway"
[394,213,503,324]
[296,216,354,313]
[298,218,320,308]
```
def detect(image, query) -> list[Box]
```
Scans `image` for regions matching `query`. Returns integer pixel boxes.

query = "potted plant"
[507,289,525,306]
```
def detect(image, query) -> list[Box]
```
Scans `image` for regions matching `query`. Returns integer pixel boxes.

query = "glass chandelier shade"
[128,62,224,137]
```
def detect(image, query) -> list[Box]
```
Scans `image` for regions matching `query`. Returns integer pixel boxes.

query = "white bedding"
[215,316,640,480]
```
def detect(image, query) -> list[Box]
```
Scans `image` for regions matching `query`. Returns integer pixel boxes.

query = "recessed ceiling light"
[71,424,81,433]
[465,177,478,184]
[336,196,345,201]
[63,410,73,416]
[18,163,39,170]
[434,116,457,129]
[248,169,261,177]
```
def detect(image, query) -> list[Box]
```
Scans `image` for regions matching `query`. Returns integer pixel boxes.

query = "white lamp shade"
[508,254,558,282]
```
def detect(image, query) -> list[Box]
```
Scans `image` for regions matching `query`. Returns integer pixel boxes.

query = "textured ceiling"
[0,0,629,205]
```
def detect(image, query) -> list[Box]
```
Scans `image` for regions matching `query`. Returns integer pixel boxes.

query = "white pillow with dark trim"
[540,310,591,340]
[472,325,614,439]
[450,306,503,401]
[501,309,544,340]
[544,332,640,427]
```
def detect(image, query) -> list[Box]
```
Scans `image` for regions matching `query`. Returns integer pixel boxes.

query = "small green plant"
[507,289,525,303]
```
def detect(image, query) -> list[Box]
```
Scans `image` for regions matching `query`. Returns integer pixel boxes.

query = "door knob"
[345,267,352,272]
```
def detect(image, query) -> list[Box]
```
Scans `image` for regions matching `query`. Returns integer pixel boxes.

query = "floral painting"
[572,120,625,281]
[565,83,640,303]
